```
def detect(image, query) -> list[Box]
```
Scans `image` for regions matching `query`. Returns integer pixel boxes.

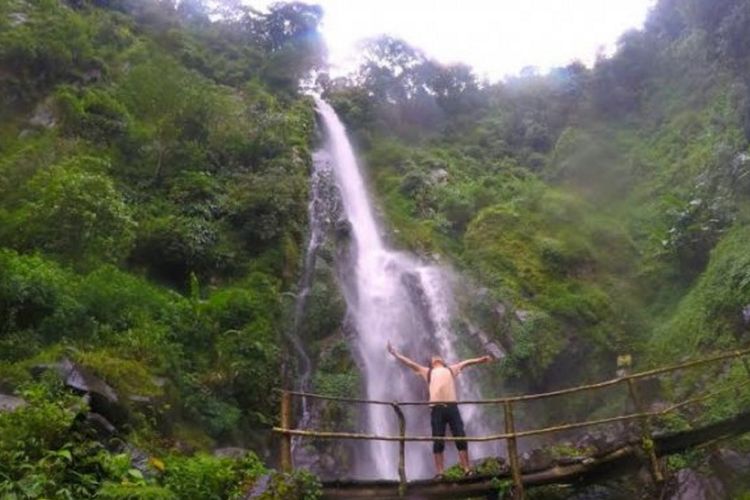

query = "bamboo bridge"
[273,347,750,499]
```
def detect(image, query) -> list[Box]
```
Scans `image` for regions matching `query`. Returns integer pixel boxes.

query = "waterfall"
[313,97,499,479]
[286,148,332,455]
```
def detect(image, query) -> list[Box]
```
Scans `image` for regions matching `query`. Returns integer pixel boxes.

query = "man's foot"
[433,472,445,480]
[463,468,475,477]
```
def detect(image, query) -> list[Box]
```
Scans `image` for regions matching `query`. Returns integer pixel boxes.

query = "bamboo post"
[503,400,524,499]
[280,390,293,472]
[625,377,663,483]
[391,403,407,496]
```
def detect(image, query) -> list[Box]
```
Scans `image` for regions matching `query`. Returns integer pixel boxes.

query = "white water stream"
[313,97,499,479]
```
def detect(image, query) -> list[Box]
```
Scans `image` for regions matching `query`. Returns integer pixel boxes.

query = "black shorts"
[430,403,467,453]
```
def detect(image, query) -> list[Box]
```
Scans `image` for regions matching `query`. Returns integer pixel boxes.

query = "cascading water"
[286,148,332,455]
[313,97,500,479]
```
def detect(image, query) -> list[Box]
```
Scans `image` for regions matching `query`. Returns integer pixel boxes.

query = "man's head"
[430,356,446,368]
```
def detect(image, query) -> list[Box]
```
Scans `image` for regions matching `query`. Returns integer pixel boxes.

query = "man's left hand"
[387,341,396,356]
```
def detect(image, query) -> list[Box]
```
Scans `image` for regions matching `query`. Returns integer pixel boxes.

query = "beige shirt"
[422,365,461,403]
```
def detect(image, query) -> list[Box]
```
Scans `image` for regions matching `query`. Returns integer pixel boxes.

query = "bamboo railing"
[274,347,750,499]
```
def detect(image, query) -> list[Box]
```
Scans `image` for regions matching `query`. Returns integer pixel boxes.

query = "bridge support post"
[503,400,524,499]
[625,377,663,484]
[280,390,293,472]
[391,403,407,497]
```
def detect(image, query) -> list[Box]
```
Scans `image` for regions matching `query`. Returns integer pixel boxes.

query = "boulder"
[123,444,152,477]
[76,412,118,444]
[709,448,750,490]
[515,309,531,323]
[574,429,623,456]
[214,447,250,460]
[0,393,26,412]
[31,358,128,427]
[495,303,507,320]
[668,469,725,500]
[428,168,449,185]
[29,100,56,129]
[521,447,555,472]
[334,218,351,239]
[8,12,27,27]
[485,342,505,360]
[243,474,272,499]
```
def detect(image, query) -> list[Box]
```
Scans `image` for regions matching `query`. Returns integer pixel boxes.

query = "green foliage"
[0,0,325,496]
[10,157,135,267]
[0,250,84,352]
[226,168,309,248]
[161,454,236,500]
[56,86,133,143]
[75,349,162,398]
[653,225,750,358]
[0,0,99,102]
[4,0,750,493]
[259,469,322,500]
[0,381,108,498]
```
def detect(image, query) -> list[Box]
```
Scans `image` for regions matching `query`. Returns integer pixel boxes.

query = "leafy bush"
[162,454,236,500]
[0,250,85,349]
[12,158,135,267]
[131,214,223,287]
[0,381,103,498]
[56,86,133,144]
[259,469,322,500]
[653,225,750,358]
[0,0,98,101]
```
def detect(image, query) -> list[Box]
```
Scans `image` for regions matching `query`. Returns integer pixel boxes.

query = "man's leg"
[447,404,471,473]
[431,406,447,476]
[433,451,445,475]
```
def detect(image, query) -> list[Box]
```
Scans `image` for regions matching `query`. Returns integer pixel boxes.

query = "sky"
[250,0,657,81]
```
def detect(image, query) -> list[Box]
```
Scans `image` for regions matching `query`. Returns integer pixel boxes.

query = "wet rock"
[709,448,750,490]
[466,323,506,360]
[31,358,128,427]
[334,218,351,239]
[574,430,623,456]
[318,452,336,473]
[668,469,725,500]
[66,364,118,402]
[632,377,662,406]
[124,444,152,477]
[8,12,27,26]
[244,474,272,499]
[77,412,118,442]
[521,447,555,472]
[515,309,531,323]
[485,342,505,360]
[742,304,750,326]
[214,447,250,460]
[29,101,56,129]
[732,152,750,170]
[82,68,102,83]
[495,303,507,320]
[128,395,152,405]
[429,168,449,184]
[0,393,26,412]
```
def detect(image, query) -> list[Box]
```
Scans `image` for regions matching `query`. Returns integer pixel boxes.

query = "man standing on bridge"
[387,341,492,477]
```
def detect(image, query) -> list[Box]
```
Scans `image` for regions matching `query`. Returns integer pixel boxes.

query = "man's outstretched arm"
[450,355,493,375]
[387,341,428,377]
